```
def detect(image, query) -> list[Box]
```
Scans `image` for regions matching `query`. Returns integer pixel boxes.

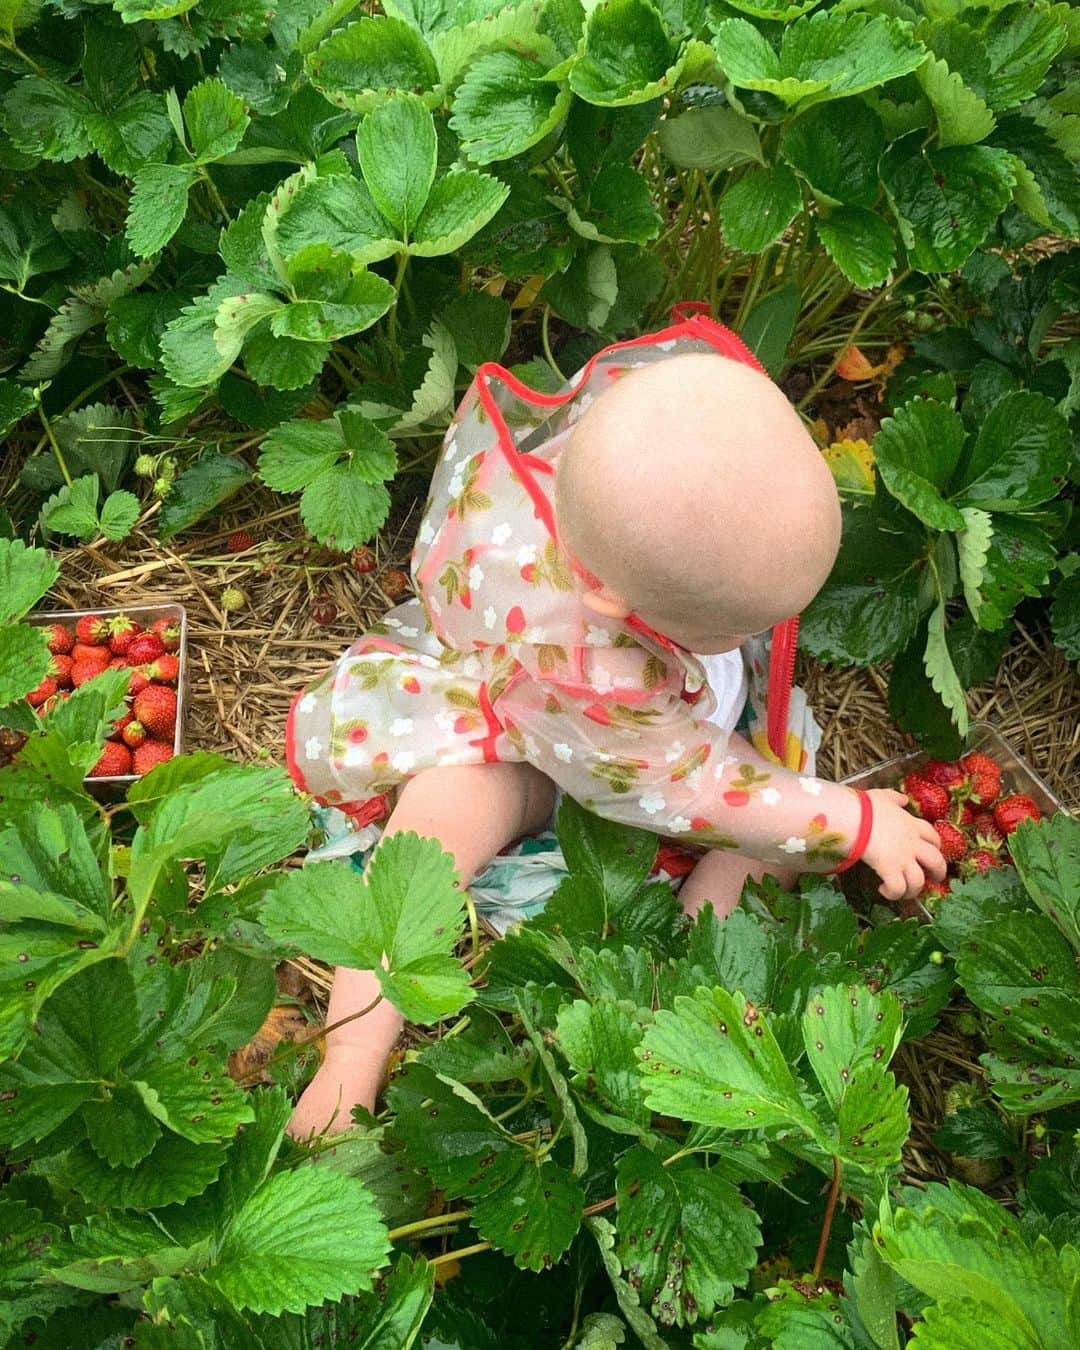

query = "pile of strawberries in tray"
[27,613,180,778]
[903,750,1042,901]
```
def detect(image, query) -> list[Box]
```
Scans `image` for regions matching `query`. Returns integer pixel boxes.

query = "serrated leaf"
[0,539,58,623]
[951,390,1070,512]
[23,261,156,381]
[39,474,101,541]
[957,506,993,623]
[450,49,571,165]
[781,99,884,208]
[50,1212,200,1295]
[271,276,395,342]
[307,17,439,114]
[0,194,71,288]
[802,985,903,1114]
[158,454,252,541]
[469,1149,584,1272]
[82,1085,162,1169]
[0,623,49,710]
[132,1057,253,1145]
[388,1062,512,1195]
[410,170,510,257]
[638,987,822,1139]
[1009,814,1080,956]
[615,1146,761,1327]
[993,113,1079,237]
[243,325,330,390]
[984,6,1068,113]
[356,93,436,237]
[1052,572,1080,664]
[439,291,511,371]
[85,93,174,176]
[106,291,186,369]
[588,1215,669,1350]
[974,515,1056,631]
[740,283,798,377]
[873,399,967,531]
[567,164,662,245]
[817,208,897,290]
[557,999,651,1136]
[184,78,250,161]
[428,0,551,87]
[394,321,457,429]
[59,1133,228,1209]
[713,12,926,107]
[659,104,762,171]
[126,164,195,258]
[719,164,802,254]
[923,602,968,737]
[882,139,1016,273]
[258,419,343,491]
[98,490,139,541]
[301,467,392,552]
[262,833,472,1023]
[0,380,36,438]
[3,76,93,162]
[570,0,679,107]
[917,56,995,148]
[274,173,399,268]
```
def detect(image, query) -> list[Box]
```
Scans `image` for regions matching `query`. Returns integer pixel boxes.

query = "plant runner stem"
[388,1210,472,1242]
[236,992,385,1083]
[37,404,72,487]
[812,1155,842,1283]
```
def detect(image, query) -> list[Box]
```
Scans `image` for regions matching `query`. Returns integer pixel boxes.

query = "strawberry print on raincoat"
[286,306,869,873]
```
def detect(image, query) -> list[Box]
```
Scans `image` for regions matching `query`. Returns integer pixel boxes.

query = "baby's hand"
[862,788,947,901]
[287,1053,379,1140]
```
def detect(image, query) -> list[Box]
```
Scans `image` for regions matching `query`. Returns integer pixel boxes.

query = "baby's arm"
[288,761,555,1138]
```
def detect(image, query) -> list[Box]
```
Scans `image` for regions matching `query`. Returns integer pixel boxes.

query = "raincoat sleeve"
[499,677,871,873]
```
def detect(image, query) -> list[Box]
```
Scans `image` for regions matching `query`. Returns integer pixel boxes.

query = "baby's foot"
[287,1055,381,1139]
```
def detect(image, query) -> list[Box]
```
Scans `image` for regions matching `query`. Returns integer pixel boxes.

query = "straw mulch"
[43,481,1079,1191]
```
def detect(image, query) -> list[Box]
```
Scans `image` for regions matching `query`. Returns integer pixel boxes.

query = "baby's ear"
[582,587,631,620]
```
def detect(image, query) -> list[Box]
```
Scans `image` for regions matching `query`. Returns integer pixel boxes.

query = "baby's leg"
[678,849,799,921]
[289,762,555,1138]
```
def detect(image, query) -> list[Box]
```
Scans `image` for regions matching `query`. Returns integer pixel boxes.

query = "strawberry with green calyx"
[108,615,139,655]
[26,675,57,707]
[108,657,128,671]
[150,617,181,652]
[933,820,967,864]
[133,740,174,774]
[49,654,73,688]
[959,751,1001,806]
[110,710,134,740]
[920,879,951,901]
[923,759,965,790]
[72,641,111,669]
[993,794,1041,836]
[128,633,164,665]
[88,741,132,778]
[75,614,110,645]
[144,653,180,684]
[121,720,146,749]
[902,772,949,821]
[128,667,151,696]
[962,849,1002,878]
[45,623,74,654]
[133,684,177,738]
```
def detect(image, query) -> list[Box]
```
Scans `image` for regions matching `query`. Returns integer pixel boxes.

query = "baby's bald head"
[555,352,841,653]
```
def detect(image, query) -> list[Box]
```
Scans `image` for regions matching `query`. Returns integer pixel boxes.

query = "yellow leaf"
[822,438,875,494]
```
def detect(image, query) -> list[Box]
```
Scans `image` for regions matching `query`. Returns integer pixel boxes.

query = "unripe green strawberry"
[221,586,246,612]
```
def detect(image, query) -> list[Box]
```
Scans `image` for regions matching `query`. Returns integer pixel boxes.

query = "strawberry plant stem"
[542,306,565,381]
[237,992,385,1083]
[388,1210,472,1242]
[430,1242,491,1267]
[812,1155,842,1282]
[37,404,72,487]
[797,271,911,411]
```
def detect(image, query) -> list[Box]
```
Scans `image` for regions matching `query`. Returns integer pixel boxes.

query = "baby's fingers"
[878,870,906,903]
[915,840,947,882]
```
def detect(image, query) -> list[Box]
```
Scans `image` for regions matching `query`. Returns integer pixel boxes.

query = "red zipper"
[767,616,799,764]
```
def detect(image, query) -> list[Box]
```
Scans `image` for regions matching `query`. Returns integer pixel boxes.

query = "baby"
[285,309,945,1137]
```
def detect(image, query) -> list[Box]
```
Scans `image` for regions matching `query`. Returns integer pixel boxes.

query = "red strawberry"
[311,594,338,626]
[133,741,173,775]
[110,710,134,739]
[583,703,612,726]
[346,724,368,745]
[151,618,181,652]
[993,794,1041,836]
[401,676,421,695]
[690,816,712,832]
[902,773,949,821]
[45,623,74,654]
[145,654,180,684]
[453,715,473,734]
[121,720,146,749]
[88,741,131,778]
[520,563,538,583]
[128,633,164,665]
[970,812,1003,847]
[959,804,976,826]
[960,751,1000,779]
[963,849,1002,877]
[109,657,129,670]
[72,642,111,669]
[133,685,177,739]
[920,879,951,901]
[128,668,151,695]
[351,546,376,574]
[26,675,57,707]
[965,767,1000,807]
[380,569,410,600]
[924,759,965,790]
[723,790,751,807]
[933,820,968,863]
[506,606,526,635]
[227,530,256,553]
[50,654,73,688]
[108,615,138,655]
[71,660,105,688]
[75,614,109,645]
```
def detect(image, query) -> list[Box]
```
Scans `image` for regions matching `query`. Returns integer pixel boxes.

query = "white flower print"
[638,791,666,816]
[299,693,317,715]
[664,740,686,763]
[528,626,547,644]
[462,655,483,677]
[483,606,498,631]
[418,518,435,545]
[585,625,612,647]
[389,718,414,737]
[384,617,402,629]
[760,787,782,807]
[779,836,808,854]
[343,743,368,767]
[523,735,541,759]
[667,816,692,834]
[655,339,677,351]
[553,743,573,763]
[435,709,457,734]
[515,543,538,566]
[304,736,322,760]
[447,473,464,499]
[399,625,419,638]
[392,751,417,774]
[591,665,613,693]
[799,777,824,796]
[685,768,704,792]
[468,564,485,590]
[491,522,513,546]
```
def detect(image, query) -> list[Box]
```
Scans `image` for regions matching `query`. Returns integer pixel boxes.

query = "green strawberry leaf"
[882,139,1016,273]
[274,173,399,267]
[410,170,510,257]
[557,998,651,1136]
[957,506,994,625]
[873,399,967,531]
[85,93,174,176]
[588,1215,670,1350]
[451,49,570,165]
[307,16,439,114]
[0,622,51,709]
[184,78,250,161]
[780,99,884,208]
[262,833,473,1023]
[569,0,679,107]
[258,419,344,491]
[126,163,196,258]
[1052,572,1080,665]
[614,1146,762,1327]
[951,391,1070,512]
[1009,814,1080,956]
[816,208,897,289]
[98,490,139,542]
[219,40,299,115]
[39,473,101,541]
[916,56,996,149]
[0,380,36,439]
[0,196,70,289]
[57,1132,229,1209]
[923,601,968,737]
[973,514,1056,631]
[567,164,662,245]
[659,103,762,172]
[49,1213,202,1295]
[131,1057,253,1146]
[712,12,925,107]
[300,465,392,552]
[719,164,802,254]
[356,92,436,237]
[983,5,1068,113]
[388,1063,513,1195]
[740,283,799,377]
[106,291,187,369]
[439,291,511,371]
[208,1167,390,1314]
[470,1149,585,1273]
[271,268,395,342]
[82,1086,162,1169]
[393,320,458,429]
[158,453,252,542]
[243,325,330,390]
[3,77,93,162]
[0,539,58,623]
[638,987,823,1139]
